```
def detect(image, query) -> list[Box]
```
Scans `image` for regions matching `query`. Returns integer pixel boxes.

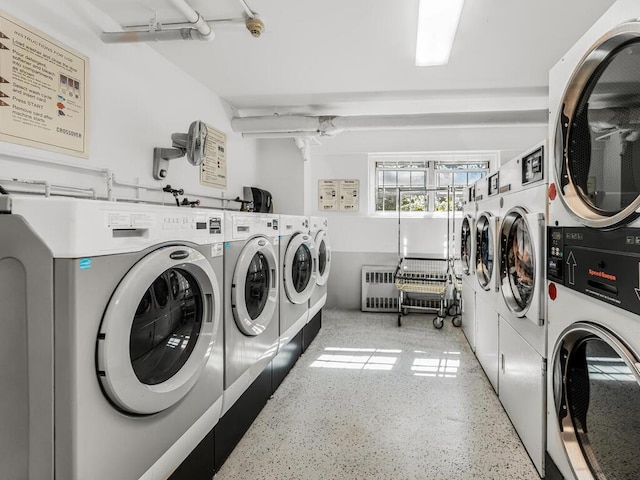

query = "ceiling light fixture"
[415,0,465,66]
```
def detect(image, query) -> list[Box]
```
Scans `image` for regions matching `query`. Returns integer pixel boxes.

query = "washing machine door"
[475,212,497,291]
[232,236,278,336]
[284,233,317,304]
[552,322,640,480]
[499,207,543,324]
[555,22,640,229]
[97,245,221,415]
[461,215,474,276]
[314,229,331,286]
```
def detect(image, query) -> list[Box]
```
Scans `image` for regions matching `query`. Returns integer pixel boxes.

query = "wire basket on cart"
[395,257,449,329]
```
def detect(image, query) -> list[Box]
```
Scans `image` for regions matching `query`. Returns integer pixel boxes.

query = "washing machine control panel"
[521,146,544,186]
[547,226,640,316]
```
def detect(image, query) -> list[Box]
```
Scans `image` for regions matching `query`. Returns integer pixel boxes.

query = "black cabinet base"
[545,452,564,480]
[302,310,322,353]
[214,364,272,471]
[169,428,215,480]
[272,330,303,393]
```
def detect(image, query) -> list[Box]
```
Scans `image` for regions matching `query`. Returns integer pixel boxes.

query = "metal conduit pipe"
[102,0,213,43]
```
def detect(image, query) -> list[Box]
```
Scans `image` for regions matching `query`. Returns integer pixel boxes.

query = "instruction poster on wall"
[339,179,359,211]
[318,180,338,211]
[200,123,227,189]
[0,10,89,157]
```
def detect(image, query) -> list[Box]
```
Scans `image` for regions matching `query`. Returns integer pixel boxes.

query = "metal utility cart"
[395,257,449,328]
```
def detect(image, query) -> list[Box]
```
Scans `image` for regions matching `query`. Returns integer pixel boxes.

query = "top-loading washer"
[460,183,478,351]
[0,195,224,480]
[222,211,280,414]
[278,214,317,349]
[474,171,502,392]
[495,142,548,477]
[308,216,331,320]
[547,4,640,478]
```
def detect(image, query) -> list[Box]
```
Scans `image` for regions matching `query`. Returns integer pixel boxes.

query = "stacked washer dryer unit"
[216,211,280,467]
[306,216,330,350]
[474,171,502,392]
[460,183,478,351]
[495,143,547,477]
[274,215,317,390]
[546,4,640,479]
[0,196,224,480]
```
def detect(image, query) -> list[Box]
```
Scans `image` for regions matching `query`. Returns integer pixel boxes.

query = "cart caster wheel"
[447,304,457,316]
[401,308,409,316]
[398,314,402,327]
[452,316,462,328]
[433,317,444,329]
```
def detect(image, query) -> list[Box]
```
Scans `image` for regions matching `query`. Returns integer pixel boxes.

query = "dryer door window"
[130,268,203,385]
[475,214,494,290]
[284,234,317,304]
[461,216,472,275]
[556,24,640,228]
[500,209,534,314]
[553,323,640,480]
[232,236,278,336]
[97,245,221,415]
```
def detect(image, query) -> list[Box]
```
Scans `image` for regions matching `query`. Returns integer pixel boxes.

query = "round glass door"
[475,213,494,290]
[314,230,331,286]
[556,23,640,228]
[500,208,535,315]
[284,233,317,304]
[553,323,640,480]
[461,216,473,275]
[232,236,278,336]
[98,245,220,415]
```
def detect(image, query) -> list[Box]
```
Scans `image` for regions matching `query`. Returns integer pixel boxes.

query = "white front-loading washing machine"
[221,211,280,414]
[547,4,640,478]
[0,195,224,480]
[496,142,548,477]
[474,172,502,392]
[460,183,478,351]
[278,214,317,349]
[306,216,330,350]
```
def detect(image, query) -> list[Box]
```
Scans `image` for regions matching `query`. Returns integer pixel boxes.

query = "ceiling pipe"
[102,0,214,43]
[231,110,548,138]
[237,0,257,18]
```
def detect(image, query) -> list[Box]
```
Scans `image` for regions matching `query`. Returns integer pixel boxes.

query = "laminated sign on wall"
[0,10,89,157]
[318,179,359,212]
[199,123,227,190]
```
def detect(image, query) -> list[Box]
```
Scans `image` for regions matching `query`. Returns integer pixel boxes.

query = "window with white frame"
[372,152,494,213]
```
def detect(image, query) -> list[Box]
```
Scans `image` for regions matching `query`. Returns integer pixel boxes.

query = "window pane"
[437,172,452,187]
[378,170,384,186]
[376,189,385,211]
[384,190,397,211]
[397,170,411,186]
[434,192,451,211]
[454,172,468,185]
[468,172,483,184]
[384,170,397,187]
[401,194,428,211]
[411,171,425,187]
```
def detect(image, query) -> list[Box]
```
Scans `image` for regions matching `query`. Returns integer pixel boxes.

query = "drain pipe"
[102,0,214,43]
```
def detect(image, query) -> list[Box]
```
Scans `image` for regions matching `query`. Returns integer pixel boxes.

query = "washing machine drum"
[556,22,640,229]
[284,233,317,304]
[461,216,473,276]
[97,245,221,415]
[553,322,640,479]
[475,213,495,290]
[232,236,278,336]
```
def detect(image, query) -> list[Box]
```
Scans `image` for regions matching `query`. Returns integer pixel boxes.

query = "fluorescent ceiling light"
[415,0,465,66]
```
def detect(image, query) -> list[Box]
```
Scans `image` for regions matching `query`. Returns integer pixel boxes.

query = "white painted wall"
[256,139,304,214]
[0,0,260,207]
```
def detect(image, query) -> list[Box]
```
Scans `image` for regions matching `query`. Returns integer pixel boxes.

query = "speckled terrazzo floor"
[214,310,540,480]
